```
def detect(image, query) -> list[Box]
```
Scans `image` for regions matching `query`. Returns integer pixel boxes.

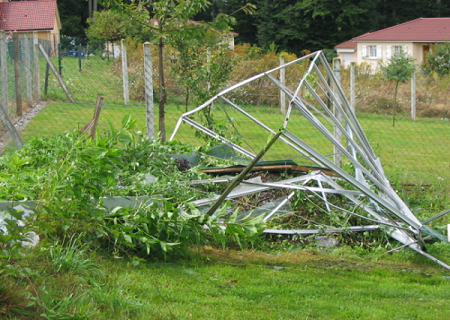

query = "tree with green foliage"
[422,42,450,78]
[86,10,136,53]
[58,0,90,40]
[169,29,234,112]
[205,0,450,54]
[194,0,258,45]
[379,51,416,126]
[100,0,234,142]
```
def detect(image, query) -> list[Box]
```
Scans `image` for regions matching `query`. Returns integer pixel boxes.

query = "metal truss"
[170,51,450,269]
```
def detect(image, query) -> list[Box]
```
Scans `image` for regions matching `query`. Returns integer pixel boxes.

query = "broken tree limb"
[38,44,75,103]
[80,94,103,138]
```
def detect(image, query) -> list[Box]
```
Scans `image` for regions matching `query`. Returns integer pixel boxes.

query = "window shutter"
[362,45,367,57]
[403,45,408,53]
[376,45,382,59]
[386,45,392,59]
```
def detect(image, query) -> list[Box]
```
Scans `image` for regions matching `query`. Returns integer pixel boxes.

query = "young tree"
[169,29,233,111]
[101,0,233,141]
[87,10,132,52]
[379,51,415,126]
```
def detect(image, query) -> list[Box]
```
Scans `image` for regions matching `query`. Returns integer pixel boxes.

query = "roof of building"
[0,0,57,32]
[334,39,357,49]
[354,17,450,42]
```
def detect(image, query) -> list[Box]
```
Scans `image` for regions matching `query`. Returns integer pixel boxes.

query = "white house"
[335,17,450,69]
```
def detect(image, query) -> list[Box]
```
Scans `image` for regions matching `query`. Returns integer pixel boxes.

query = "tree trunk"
[392,81,399,127]
[185,88,189,113]
[158,36,167,141]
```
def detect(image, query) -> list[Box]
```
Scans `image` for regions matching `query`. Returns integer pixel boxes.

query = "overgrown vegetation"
[0,116,270,317]
[422,42,450,78]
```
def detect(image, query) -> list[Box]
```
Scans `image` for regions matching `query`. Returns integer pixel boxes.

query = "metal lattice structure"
[170,51,450,269]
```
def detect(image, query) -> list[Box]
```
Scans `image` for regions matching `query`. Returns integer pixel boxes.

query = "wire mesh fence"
[1,36,449,185]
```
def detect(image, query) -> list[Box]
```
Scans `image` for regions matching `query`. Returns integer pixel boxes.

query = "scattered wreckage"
[170,51,450,269]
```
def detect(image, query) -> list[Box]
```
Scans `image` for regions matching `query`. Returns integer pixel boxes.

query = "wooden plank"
[13,32,22,116]
[33,32,40,101]
[0,32,8,115]
[38,43,75,103]
[91,94,103,138]
[24,33,32,105]
[80,94,103,139]
[200,164,336,176]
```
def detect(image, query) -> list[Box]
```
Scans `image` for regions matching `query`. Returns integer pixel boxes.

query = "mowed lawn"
[30,246,450,320]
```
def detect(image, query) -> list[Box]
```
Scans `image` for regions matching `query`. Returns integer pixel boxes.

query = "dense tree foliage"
[58,0,90,40]
[422,42,450,77]
[59,0,450,54]
[196,0,450,54]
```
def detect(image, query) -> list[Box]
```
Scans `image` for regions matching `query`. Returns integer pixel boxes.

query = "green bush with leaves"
[422,42,450,77]
[0,115,268,316]
[0,115,265,257]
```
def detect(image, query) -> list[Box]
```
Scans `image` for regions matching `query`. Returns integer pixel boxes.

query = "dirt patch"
[199,246,445,274]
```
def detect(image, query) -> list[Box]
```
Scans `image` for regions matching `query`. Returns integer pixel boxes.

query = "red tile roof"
[0,0,57,32]
[354,18,450,42]
[335,39,357,49]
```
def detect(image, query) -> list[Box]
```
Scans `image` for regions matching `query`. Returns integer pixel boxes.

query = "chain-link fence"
[0,33,41,118]
[1,36,449,185]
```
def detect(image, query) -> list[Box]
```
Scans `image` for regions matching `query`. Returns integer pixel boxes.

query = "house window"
[369,46,378,58]
[362,45,381,59]
[393,46,404,55]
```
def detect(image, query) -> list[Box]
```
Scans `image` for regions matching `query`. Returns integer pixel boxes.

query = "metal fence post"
[279,54,286,115]
[58,43,63,76]
[44,46,50,96]
[411,70,416,121]
[78,43,82,72]
[24,33,32,106]
[121,39,129,106]
[33,32,40,101]
[333,57,342,168]
[0,31,8,114]
[144,42,154,140]
[13,32,22,116]
[350,62,356,113]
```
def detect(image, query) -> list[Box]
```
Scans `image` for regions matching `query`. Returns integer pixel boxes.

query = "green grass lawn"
[7,244,450,320]
[105,248,450,319]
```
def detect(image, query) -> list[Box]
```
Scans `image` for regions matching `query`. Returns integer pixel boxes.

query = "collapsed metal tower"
[170,51,450,269]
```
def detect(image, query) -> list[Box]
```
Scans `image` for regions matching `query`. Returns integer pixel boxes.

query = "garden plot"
[171,50,450,269]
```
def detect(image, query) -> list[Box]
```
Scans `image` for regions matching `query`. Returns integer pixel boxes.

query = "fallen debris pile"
[171,51,450,269]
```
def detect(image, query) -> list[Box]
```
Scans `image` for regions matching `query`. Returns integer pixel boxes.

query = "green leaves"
[379,51,415,126]
[102,199,199,260]
[206,201,265,250]
[380,51,416,84]
[422,42,450,78]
